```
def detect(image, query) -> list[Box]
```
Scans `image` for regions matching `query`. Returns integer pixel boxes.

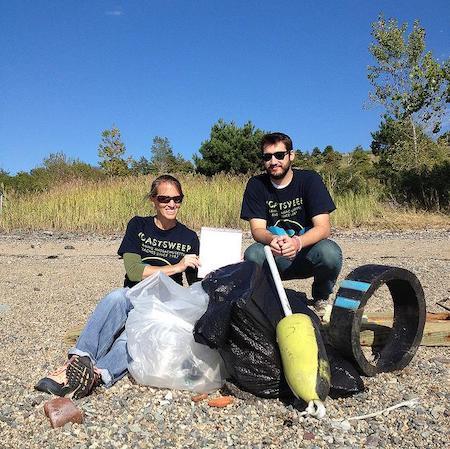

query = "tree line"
[2,15,449,210]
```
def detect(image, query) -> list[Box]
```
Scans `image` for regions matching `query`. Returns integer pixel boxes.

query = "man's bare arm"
[299,213,331,247]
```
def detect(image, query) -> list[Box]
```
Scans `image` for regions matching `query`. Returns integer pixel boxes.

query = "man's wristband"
[292,236,302,254]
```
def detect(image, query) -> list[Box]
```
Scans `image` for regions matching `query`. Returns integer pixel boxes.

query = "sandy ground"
[0,230,449,448]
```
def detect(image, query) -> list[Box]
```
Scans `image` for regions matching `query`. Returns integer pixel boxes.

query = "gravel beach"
[0,230,449,449]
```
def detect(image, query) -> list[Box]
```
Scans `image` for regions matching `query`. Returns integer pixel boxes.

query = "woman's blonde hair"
[149,174,183,198]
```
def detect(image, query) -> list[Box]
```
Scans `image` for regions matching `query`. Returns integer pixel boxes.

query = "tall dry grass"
[0,174,448,233]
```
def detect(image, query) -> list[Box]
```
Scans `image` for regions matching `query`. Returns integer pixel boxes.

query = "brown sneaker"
[35,355,101,399]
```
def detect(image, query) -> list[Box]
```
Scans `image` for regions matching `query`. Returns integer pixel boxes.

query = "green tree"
[322,145,342,166]
[98,126,129,176]
[41,152,101,182]
[149,136,194,174]
[194,119,267,175]
[319,145,342,191]
[292,149,315,169]
[349,146,373,174]
[341,146,377,193]
[151,136,174,174]
[368,15,449,168]
[130,156,153,176]
[171,154,194,173]
[368,16,450,209]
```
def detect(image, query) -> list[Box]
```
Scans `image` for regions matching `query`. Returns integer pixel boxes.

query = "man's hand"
[279,235,301,260]
[269,236,283,256]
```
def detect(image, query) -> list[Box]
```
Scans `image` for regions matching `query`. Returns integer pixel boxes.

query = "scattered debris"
[207,396,234,407]
[342,397,419,421]
[191,393,208,403]
[437,299,450,312]
[44,397,84,428]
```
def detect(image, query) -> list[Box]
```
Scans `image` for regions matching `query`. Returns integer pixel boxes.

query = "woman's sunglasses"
[262,151,290,162]
[155,195,184,204]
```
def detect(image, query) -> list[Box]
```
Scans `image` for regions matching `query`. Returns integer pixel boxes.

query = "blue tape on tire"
[334,296,361,310]
[339,280,371,292]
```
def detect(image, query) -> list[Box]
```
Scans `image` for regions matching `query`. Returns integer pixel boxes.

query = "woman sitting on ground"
[35,174,200,399]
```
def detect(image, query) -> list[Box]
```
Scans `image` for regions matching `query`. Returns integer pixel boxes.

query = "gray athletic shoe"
[307,298,328,315]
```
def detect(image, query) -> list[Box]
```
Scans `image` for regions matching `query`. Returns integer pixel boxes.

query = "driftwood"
[356,311,450,347]
[64,312,450,348]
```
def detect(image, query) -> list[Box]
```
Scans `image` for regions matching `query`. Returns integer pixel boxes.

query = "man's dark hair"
[260,132,293,153]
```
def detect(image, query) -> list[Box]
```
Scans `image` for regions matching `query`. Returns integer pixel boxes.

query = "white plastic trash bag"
[125,272,227,392]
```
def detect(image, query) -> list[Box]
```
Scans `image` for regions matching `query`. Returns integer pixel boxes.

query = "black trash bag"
[194,261,364,399]
[325,344,366,398]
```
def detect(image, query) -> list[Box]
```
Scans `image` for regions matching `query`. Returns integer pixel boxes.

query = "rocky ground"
[0,230,449,448]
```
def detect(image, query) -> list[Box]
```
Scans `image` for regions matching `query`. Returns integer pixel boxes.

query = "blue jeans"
[244,239,342,300]
[69,288,132,387]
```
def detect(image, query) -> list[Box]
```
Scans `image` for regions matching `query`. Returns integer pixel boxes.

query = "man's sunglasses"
[155,195,184,204]
[262,151,290,162]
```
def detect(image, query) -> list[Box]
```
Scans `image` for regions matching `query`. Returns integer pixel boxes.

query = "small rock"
[43,231,53,236]
[0,304,9,314]
[415,406,426,415]
[431,406,444,418]
[303,431,315,440]
[29,394,45,406]
[430,357,450,365]
[34,287,40,292]
[331,420,352,431]
[365,434,380,446]
[129,424,142,433]
[354,391,369,401]
[414,418,428,428]
[64,245,75,250]
[37,273,43,276]
[402,393,417,401]
[47,255,58,259]
[164,391,173,401]
[31,244,35,248]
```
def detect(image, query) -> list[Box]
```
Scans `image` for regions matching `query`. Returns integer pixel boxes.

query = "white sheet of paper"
[197,227,243,278]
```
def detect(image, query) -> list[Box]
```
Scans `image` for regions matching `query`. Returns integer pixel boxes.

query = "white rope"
[297,400,327,419]
[343,397,419,421]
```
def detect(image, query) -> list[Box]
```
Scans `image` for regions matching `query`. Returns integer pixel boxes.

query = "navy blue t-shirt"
[240,170,336,235]
[117,216,199,287]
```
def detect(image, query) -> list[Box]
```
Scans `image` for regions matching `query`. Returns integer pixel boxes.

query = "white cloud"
[105,10,123,16]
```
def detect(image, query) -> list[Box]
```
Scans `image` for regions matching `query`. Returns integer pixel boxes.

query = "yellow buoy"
[276,313,330,402]
[264,245,330,413]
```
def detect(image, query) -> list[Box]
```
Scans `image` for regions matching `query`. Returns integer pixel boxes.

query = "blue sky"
[1,1,449,174]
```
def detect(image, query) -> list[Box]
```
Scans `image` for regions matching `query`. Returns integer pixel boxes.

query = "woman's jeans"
[244,239,342,300]
[68,288,132,387]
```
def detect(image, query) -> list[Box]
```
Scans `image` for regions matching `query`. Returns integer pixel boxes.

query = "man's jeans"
[244,239,342,300]
[69,288,132,387]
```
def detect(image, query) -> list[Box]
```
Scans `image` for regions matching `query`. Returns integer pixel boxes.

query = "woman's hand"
[176,254,200,273]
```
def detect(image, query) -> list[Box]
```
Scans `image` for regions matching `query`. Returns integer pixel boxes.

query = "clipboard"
[197,227,243,278]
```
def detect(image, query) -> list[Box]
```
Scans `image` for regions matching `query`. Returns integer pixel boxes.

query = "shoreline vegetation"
[0,174,448,233]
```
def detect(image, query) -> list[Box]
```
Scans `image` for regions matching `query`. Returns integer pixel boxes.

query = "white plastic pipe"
[264,245,292,317]
[264,245,326,419]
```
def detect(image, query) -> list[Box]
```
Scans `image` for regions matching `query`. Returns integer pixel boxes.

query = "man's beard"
[267,163,291,180]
